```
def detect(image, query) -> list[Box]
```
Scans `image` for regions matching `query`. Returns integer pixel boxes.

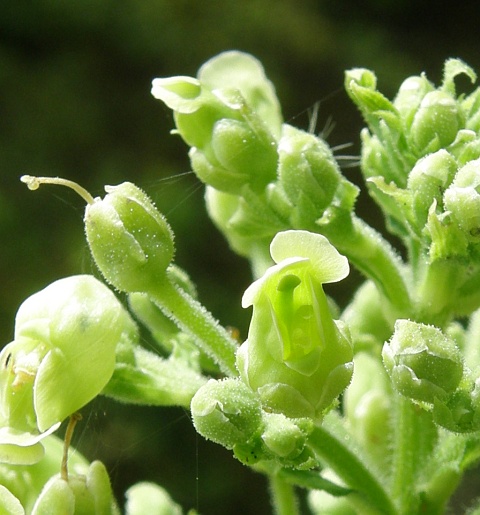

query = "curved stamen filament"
[21,175,96,205]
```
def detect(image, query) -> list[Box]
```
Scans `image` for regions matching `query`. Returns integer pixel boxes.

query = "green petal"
[0,485,25,515]
[270,230,349,283]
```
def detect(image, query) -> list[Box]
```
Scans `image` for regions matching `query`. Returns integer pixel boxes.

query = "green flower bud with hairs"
[382,320,464,404]
[85,182,175,293]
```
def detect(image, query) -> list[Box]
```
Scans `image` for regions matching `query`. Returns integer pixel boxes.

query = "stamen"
[20,175,96,205]
[61,412,83,482]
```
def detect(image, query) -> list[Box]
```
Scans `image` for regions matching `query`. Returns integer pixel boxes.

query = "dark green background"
[1,1,479,513]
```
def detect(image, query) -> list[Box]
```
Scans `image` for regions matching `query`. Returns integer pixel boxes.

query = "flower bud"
[189,116,278,193]
[31,460,118,514]
[236,230,353,419]
[191,378,263,450]
[443,158,480,241]
[433,382,480,433]
[276,125,343,226]
[204,185,285,275]
[260,412,313,462]
[125,482,182,515]
[0,435,91,513]
[382,320,464,404]
[152,51,282,194]
[0,276,134,462]
[410,91,464,153]
[407,149,457,228]
[85,182,175,293]
[393,75,434,128]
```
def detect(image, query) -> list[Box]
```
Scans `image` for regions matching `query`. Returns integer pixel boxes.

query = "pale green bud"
[31,460,119,515]
[410,91,464,153]
[260,412,313,464]
[276,125,343,227]
[433,382,480,433]
[0,435,90,513]
[191,378,263,450]
[393,74,434,128]
[382,320,464,404]
[85,182,175,293]
[407,149,457,228]
[125,482,182,515]
[344,352,392,468]
[237,230,353,419]
[443,158,480,241]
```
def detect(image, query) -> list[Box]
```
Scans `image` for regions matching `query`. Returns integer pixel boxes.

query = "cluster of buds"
[346,59,480,321]
[0,435,119,514]
[152,51,359,273]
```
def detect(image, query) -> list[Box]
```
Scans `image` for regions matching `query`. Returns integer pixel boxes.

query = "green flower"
[0,275,134,463]
[236,230,353,419]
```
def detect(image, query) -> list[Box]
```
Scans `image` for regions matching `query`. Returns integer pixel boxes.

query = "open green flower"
[236,230,353,419]
[0,275,134,464]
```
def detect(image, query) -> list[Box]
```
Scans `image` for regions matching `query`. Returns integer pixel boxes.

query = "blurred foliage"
[1,1,480,513]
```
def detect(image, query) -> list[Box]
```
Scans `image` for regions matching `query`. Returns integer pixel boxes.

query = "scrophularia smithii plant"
[4,51,480,514]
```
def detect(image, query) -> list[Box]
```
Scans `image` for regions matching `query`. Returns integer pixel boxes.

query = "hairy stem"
[147,268,238,377]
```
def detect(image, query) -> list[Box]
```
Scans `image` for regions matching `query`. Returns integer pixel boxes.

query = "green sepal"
[102,344,207,408]
[278,468,352,497]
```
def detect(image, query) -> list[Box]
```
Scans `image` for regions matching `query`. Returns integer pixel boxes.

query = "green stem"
[269,473,300,515]
[322,214,412,319]
[307,424,397,514]
[147,269,238,377]
[390,396,417,513]
[415,259,458,327]
[390,394,437,514]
